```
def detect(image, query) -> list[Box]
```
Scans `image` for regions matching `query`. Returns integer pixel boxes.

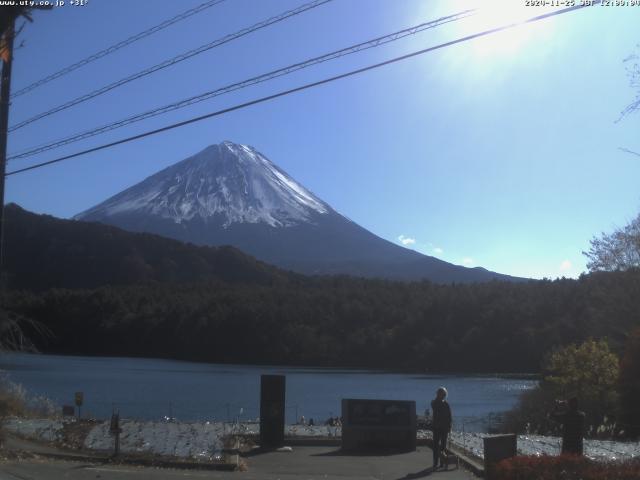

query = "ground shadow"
[392,467,434,479]
[393,466,463,479]
[311,448,417,457]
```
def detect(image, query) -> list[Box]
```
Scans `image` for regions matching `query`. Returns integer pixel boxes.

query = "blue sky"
[5,0,640,279]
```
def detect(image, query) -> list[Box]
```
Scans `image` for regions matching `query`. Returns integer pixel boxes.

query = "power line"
[6,3,598,177]
[8,9,476,162]
[11,0,227,99]
[8,0,334,132]
[619,147,640,158]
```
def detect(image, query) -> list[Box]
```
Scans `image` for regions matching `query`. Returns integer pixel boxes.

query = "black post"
[259,374,285,448]
[110,410,121,456]
[75,392,83,419]
[0,18,14,275]
[0,5,52,279]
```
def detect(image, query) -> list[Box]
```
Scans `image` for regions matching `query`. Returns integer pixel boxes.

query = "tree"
[503,339,620,436]
[619,328,640,438]
[545,339,619,405]
[584,212,640,272]
[546,339,620,434]
[621,45,639,118]
[0,304,47,353]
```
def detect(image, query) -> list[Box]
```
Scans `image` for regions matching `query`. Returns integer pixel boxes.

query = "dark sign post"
[62,405,75,417]
[109,411,122,457]
[259,375,285,449]
[75,392,84,419]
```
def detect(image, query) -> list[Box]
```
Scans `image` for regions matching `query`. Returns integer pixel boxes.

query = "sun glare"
[435,0,557,58]
[471,2,538,56]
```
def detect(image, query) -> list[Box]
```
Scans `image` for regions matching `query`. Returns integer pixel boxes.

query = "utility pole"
[0,15,14,275]
[0,5,51,278]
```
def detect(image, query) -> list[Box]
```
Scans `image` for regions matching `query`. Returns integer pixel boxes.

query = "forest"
[1,203,639,373]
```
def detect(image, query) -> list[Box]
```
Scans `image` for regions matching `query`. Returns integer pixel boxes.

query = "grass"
[0,374,58,446]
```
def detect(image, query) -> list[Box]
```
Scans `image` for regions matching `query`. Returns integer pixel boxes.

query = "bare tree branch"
[583,213,640,272]
[619,45,640,119]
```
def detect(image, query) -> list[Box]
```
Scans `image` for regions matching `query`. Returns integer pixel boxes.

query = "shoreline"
[4,418,638,463]
[0,351,542,378]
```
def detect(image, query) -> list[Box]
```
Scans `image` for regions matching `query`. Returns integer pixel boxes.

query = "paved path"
[0,445,477,479]
[243,445,476,479]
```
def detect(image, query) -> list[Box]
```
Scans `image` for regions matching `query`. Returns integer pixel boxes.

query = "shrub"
[0,375,29,419]
[502,382,559,435]
[0,373,58,446]
[502,339,621,437]
[492,455,640,480]
[0,374,58,419]
[0,372,58,447]
[545,339,619,429]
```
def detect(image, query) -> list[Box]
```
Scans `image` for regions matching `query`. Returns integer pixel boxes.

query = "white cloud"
[462,257,474,266]
[398,235,416,246]
[559,260,572,272]
[433,247,444,255]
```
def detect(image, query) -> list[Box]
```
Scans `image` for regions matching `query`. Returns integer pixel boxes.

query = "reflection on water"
[0,353,536,432]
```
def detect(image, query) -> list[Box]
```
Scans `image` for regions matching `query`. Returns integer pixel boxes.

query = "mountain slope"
[3,203,292,291]
[76,141,522,283]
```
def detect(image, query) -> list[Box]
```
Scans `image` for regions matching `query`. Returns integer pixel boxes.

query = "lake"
[0,353,537,432]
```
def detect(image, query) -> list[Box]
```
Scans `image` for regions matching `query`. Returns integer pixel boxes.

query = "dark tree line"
[3,269,639,373]
[1,203,639,373]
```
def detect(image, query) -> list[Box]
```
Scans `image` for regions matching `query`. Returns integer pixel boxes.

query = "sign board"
[259,375,286,448]
[483,434,517,480]
[62,405,75,416]
[342,399,416,452]
[74,392,83,407]
[110,412,121,435]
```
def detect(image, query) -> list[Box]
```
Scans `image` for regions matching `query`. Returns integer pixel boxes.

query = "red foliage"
[492,455,640,480]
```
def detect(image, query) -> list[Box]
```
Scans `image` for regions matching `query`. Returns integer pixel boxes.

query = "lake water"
[0,353,537,432]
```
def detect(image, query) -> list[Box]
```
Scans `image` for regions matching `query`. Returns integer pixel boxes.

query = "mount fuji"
[75,141,520,283]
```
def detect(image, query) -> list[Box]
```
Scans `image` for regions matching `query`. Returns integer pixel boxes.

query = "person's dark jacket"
[552,409,585,455]
[431,398,452,432]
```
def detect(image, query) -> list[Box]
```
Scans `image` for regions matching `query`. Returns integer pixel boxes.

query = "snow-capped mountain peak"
[76,141,329,228]
[74,141,522,283]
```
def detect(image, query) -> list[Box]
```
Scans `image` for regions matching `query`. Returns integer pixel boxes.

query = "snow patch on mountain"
[76,141,329,228]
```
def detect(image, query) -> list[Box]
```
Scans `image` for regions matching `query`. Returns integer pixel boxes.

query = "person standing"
[551,397,585,455]
[431,387,452,470]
